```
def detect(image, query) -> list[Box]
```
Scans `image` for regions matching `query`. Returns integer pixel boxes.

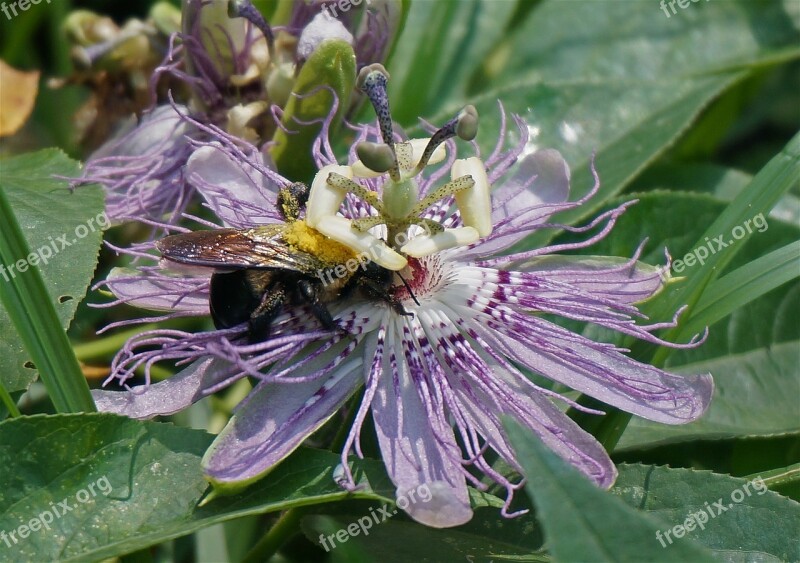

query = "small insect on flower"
[156,182,409,342]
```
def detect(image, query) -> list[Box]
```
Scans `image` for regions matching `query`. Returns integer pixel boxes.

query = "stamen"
[452,157,492,237]
[408,175,474,217]
[326,172,384,212]
[357,64,401,181]
[228,0,274,58]
[413,105,479,175]
[351,216,386,232]
[400,226,479,257]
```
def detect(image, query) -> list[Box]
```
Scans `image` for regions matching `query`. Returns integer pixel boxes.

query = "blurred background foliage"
[3,0,798,173]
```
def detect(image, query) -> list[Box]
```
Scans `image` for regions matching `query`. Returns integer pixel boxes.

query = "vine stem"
[240,507,304,563]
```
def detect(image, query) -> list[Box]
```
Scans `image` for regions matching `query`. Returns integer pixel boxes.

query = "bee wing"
[156,226,321,272]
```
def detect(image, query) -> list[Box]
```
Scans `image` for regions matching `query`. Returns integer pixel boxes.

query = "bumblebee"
[156,183,408,343]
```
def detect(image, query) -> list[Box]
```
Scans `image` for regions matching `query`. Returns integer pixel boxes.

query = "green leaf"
[640,133,800,364]
[494,0,799,84]
[617,342,800,450]
[406,0,799,242]
[0,413,391,562]
[614,464,800,561]
[0,149,102,410]
[504,418,715,562]
[683,241,800,336]
[387,0,517,125]
[302,505,547,562]
[425,70,746,246]
[628,162,753,200]
[628,161,800,225]
[269,39,356,183]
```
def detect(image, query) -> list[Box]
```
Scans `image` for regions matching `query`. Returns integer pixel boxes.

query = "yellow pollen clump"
[283,220,359,266]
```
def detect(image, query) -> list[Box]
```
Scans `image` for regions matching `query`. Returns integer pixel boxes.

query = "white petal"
[315,216,407,270]
[409,137,446,168]
[305,164,353,228]
[452,157,492,237]
[401,227,479,257]
[226,101,268,143]
[351,160,385,178]
[371,323,472,527]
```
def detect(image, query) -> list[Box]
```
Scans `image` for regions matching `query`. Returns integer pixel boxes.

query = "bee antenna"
[397,273,420,306]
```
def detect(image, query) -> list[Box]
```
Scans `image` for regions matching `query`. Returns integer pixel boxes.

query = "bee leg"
[248,286,287,343]
[277,182,310,222]
[297,279,341,333]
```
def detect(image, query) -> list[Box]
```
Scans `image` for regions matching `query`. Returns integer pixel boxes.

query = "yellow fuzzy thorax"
[283,220,359,266]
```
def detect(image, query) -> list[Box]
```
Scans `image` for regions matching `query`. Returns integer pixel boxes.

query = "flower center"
[392,256,449,303]
[303,64,492,271]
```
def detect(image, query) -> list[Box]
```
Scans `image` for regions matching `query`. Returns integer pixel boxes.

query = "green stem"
[0,188,96,413]
[240,508,304,563]
[742,463,800,490]
[0,382,22,418]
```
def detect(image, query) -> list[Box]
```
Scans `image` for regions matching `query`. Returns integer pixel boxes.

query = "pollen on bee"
[284,220,358,265]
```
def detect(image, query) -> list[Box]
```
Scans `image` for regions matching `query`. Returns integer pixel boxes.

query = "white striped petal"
[315,215,407,270]
[305,164,352,228]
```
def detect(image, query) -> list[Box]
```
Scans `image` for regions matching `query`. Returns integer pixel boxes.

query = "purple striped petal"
[371,321,473,528]
[417,304,617,488]
[186,144,282,228]
[452,361,616,487]
[512,254,664,305]
[202,342,363,484]
[477,313,713,424]
[93,358,224,418]
[104,267,209,314]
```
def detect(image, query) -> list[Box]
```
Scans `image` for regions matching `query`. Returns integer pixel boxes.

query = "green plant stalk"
[744,463,800,490]
[240,507,305,563]
[0,381,21,417]
[0,188,96,413]
[678,240,800,337]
